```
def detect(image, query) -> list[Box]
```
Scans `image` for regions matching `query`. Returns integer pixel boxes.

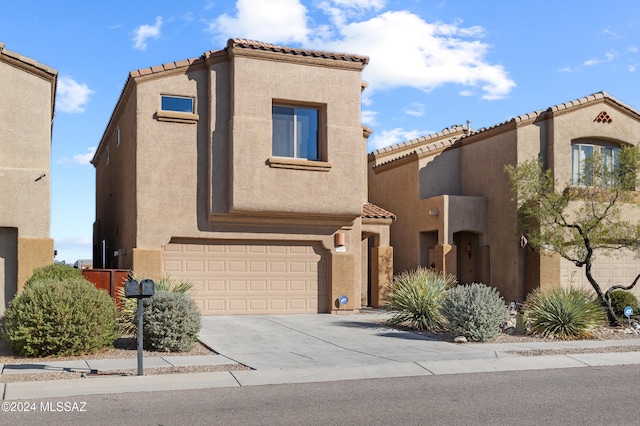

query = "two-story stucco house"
[369,91,640,303]
[93,39,394,315]
[0,43,56,312]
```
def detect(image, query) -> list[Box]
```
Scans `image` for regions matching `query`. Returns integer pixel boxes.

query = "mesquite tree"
[505,145,640,326]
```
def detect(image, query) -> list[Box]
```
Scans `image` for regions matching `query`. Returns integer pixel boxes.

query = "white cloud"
[629,64,637,72]
[73,147,97,165]
[56,76,94,113]
[367,127,428,152]
[210,0,309,44]
[583,50,618,66]
[133,16,163,51]
[318,0,386,27]
[603,27,620,38]
[361,109,378,126]
[320,11,515,100]
[206,2,515,100]
[628,46,638,53]
[403,102,425,117]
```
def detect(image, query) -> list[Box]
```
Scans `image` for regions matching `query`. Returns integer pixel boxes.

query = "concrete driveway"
[199,313,498,370]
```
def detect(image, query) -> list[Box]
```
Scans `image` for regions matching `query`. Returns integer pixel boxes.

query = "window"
[105,147,110,165]
[272,105,319,160]
[161,96,194,113]
[116,126,120,147]
[572,142,620,186]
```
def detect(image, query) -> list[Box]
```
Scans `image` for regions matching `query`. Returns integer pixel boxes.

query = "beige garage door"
[162,240,327,315]
[560,249,640,298]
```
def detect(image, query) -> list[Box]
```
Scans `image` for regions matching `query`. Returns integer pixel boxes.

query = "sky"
[2,0,640,264]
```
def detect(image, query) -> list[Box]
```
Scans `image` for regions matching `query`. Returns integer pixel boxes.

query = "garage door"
[560,248,640,298]
[162,240,327,315]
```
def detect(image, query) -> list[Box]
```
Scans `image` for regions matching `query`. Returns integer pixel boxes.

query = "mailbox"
[124,278,155,298]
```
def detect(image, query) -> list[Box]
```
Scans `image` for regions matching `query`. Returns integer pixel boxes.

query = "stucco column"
[17,237,54,293]
[435,243,456,277]
[330,252,356,313]
[132,248,162,282]
[370,245,393,307]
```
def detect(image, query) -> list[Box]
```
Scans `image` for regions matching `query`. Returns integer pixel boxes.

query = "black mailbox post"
[124,277,155,376]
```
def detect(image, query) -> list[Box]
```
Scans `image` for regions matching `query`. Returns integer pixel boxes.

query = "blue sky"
[2,0,640,263]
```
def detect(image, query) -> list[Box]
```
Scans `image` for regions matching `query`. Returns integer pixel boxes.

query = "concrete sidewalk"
[2,312,640,400]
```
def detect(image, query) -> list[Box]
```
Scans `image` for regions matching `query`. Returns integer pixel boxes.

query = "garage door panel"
[561,249,640,299]
[162,241,327,315]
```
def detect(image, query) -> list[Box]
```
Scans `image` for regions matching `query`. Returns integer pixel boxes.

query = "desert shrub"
[523,287,606,340]
[2,277,118,357]
[140,290,201,352]
[385,267,455,331]
[24,263,82,288]
[441,283,508,342]
[609,290,639,318]
[117,275,195,334]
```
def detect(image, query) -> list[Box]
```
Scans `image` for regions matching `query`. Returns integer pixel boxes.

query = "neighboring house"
[92,39,394,315]
[0,43,56,312]
[368,91,640,303]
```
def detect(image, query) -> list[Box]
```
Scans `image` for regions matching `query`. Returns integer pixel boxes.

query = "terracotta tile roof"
[369,91,640,168]
[128,39,368,81]
[0,42,57,76]
[362,203,396,220]
[226,38,369,65]
[368,125,467,167]
[129,57,203,78]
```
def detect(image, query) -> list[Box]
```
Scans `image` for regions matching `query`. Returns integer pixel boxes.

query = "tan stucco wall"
[368,157,422,274]
[227,53,365,218]
[0,55,53,238]
[94,43,372,314]
[17,237,54,293]
[0,44,55,309]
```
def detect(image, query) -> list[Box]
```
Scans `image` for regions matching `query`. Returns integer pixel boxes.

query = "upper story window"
[572,142,620,186]
[272,105,319,160]
[161,96,194,113]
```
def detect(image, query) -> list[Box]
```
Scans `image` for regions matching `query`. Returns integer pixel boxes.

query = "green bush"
[385,267,455,331]
[140,290,201,352]
[523,287,606,340]
[609,290,639,318]
[2,277,118,357]
[441,283,508,342]
[24,263,82,288]
[117,275,195,334]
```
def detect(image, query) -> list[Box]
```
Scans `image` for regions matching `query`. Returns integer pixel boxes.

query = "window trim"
[271,102,326,163]
[160,95,194,113]
[156,95,198,124]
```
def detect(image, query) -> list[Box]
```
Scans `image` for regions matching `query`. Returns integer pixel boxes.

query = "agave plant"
[523,287,606,340]
[385,267,456,331]
[117,275,195,335]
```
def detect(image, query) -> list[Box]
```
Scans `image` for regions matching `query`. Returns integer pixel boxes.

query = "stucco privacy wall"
[0,43,56,310]
[93,39,393,314]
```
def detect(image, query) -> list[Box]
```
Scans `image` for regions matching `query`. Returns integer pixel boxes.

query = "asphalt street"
[1,364,637,425]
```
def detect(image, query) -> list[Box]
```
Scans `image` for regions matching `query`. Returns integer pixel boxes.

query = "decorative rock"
[453,336,468,344]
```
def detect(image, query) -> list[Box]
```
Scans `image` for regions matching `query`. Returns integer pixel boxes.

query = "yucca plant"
[523,287,606,340]
[385,267,456,331]
[117,275,195,334]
